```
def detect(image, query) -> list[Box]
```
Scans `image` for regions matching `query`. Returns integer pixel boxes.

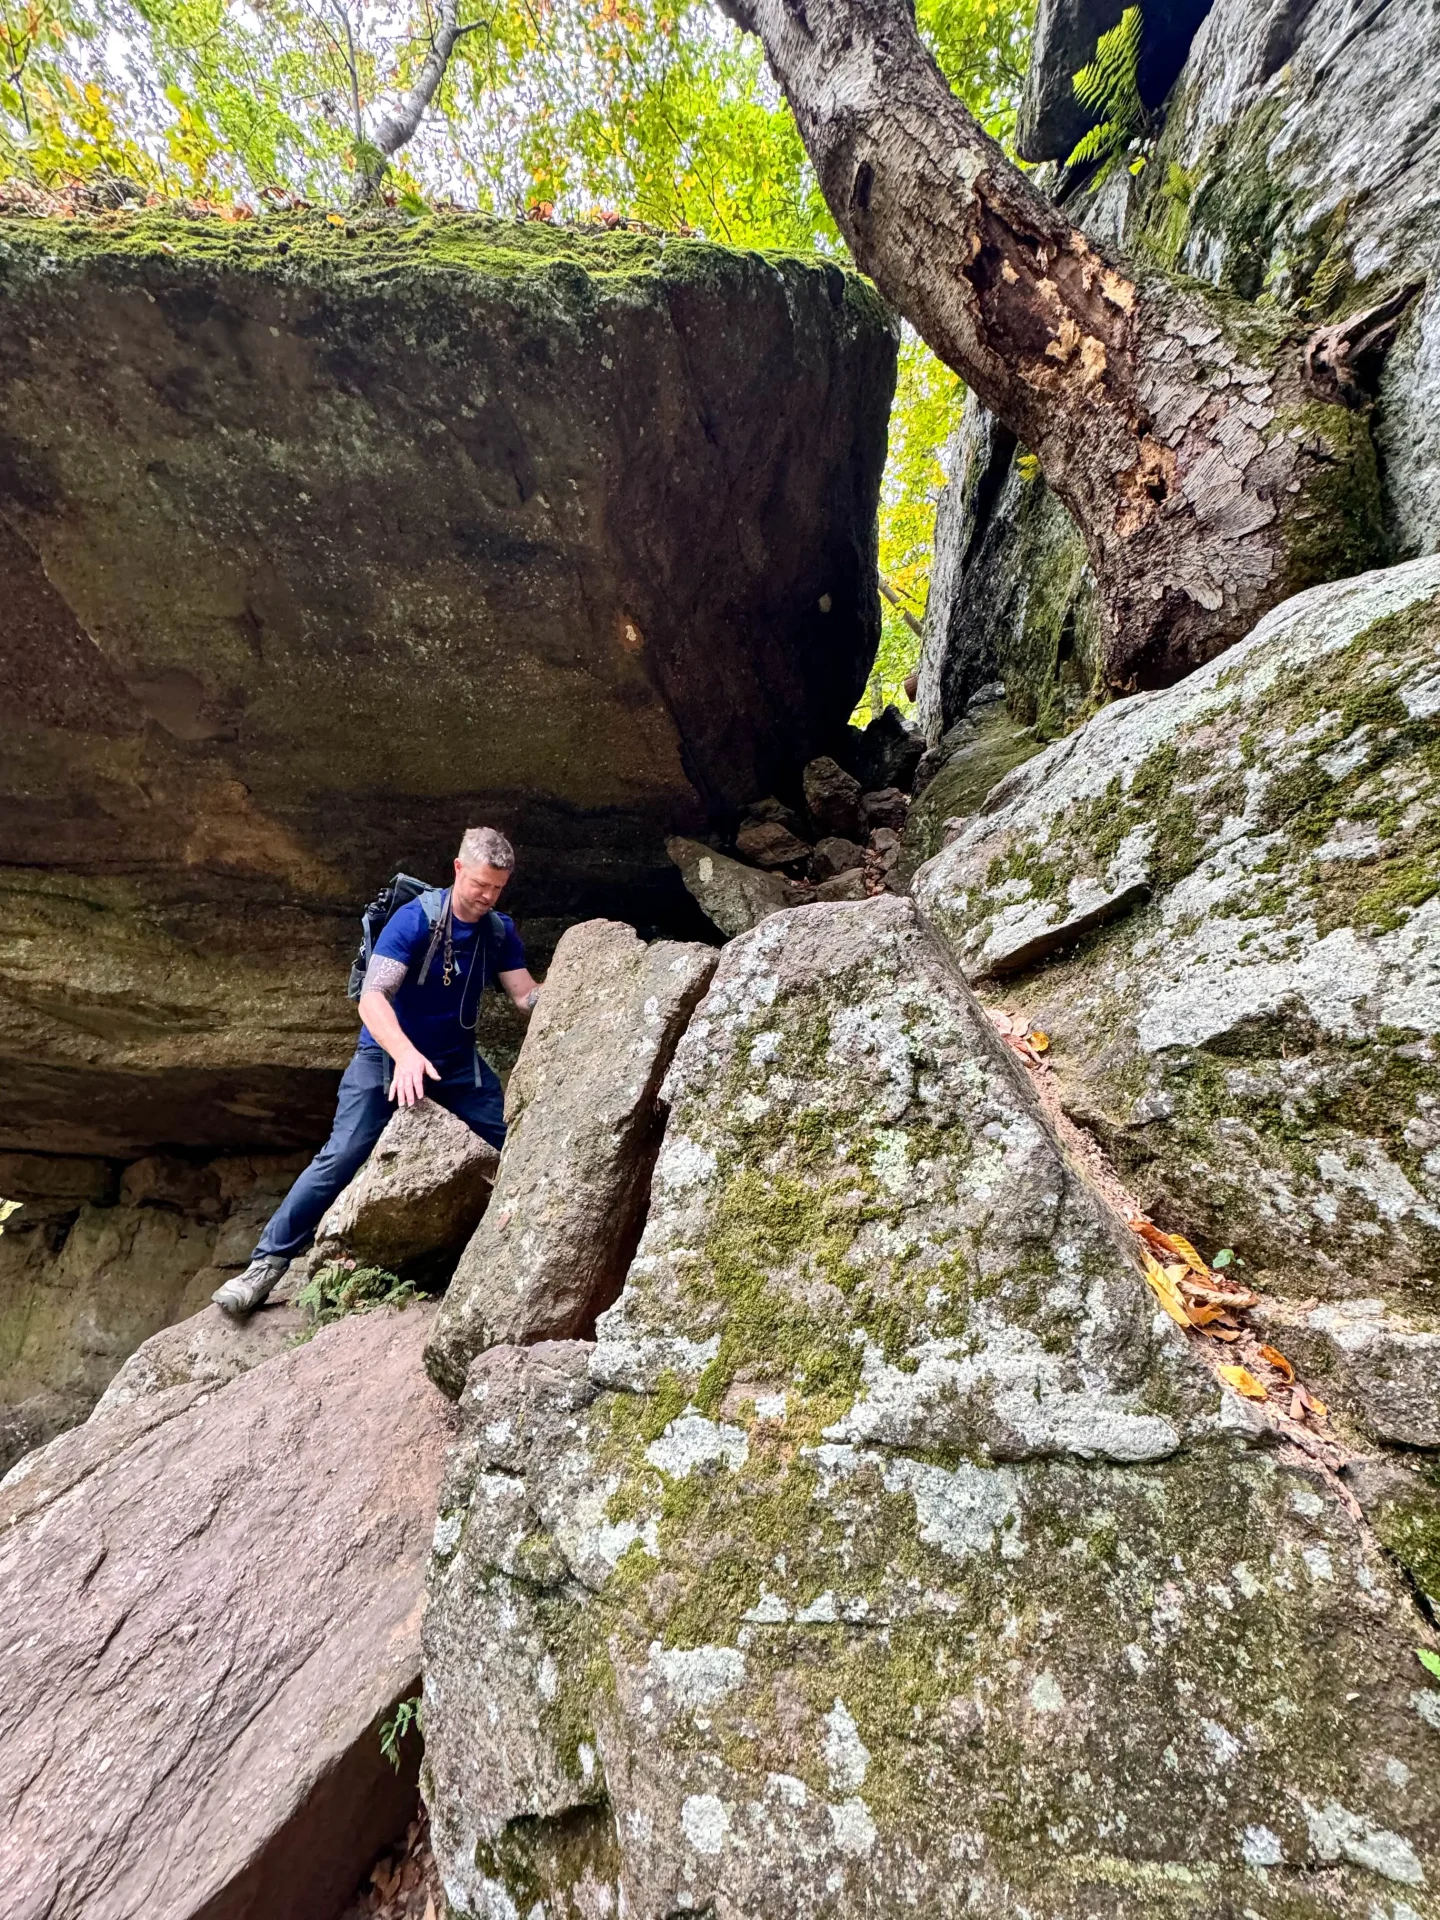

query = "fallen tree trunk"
[717,0,1388,689]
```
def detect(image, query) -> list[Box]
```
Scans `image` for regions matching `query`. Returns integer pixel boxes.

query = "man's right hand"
[390,1047,439,1107]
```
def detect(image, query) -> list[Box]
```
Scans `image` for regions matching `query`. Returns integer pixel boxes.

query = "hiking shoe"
[212,1255,289,1317]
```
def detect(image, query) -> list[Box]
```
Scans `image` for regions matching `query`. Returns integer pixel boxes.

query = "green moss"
[986,834,1062,901]
[1366,1464,1440,1608]
[1270,401,1385,593]
[471,1802,620,1910]
[0,206,890,334]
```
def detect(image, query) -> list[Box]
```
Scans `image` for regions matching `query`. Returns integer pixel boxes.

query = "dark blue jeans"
[254,1045,507,1261]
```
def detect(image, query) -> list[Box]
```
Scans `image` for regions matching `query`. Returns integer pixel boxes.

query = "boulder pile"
[668,710,926,937]
[4,555,1440,1920]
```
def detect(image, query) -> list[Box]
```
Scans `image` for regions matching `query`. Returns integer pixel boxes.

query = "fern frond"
[1067,118,1125,168]
[1068,6,1145,174]
[1072,5,1143,117]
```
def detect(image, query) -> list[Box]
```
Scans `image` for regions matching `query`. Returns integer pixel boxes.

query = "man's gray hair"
[458,826,515,871]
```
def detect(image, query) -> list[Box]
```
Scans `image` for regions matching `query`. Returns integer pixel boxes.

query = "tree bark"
[355,0,478,201]
[717,0,1382,689]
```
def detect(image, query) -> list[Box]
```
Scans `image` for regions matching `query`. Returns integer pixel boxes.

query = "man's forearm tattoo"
[521,987,540,1012]
[362,955,408,1000]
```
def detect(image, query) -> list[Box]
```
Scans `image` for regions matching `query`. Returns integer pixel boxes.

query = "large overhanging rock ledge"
[0,210,896,1156]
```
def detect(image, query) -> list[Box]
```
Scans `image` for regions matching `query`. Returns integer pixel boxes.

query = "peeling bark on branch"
[718,0,1384,688]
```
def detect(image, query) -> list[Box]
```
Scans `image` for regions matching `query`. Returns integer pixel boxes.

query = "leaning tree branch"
[359,0,482,194]
[717,0,1389,689]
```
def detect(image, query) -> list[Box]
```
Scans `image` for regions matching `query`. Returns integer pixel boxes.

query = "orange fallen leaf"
[1183,1300,1228,1328]
[1258,1344,1294,1383]
[1219,1364,1268,1400]
[1142,1252,1190,1328]
[1028,1029,1050,1053]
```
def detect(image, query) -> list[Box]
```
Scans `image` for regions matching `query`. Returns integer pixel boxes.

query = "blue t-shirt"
[359,896,526,1068]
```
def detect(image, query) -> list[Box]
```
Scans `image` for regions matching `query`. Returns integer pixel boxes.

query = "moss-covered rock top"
[0,205,887,320]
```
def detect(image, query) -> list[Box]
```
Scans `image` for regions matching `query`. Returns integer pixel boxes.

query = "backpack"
[345,873,504,1002]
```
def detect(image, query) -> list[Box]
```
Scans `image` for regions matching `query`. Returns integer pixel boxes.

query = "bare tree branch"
[360,0,480,191]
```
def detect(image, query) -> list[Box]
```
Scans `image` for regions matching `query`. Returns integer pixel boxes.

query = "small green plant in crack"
[380,1693,424,1769]
[295,1258,417,1336]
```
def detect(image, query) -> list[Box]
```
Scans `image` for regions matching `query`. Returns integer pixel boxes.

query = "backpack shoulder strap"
[415,888,451,986]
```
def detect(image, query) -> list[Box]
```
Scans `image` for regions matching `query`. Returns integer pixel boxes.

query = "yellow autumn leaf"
[1028,1029,1050,1053]
[1258,1343,1295,1383]
[1219,1364,1268,1401]
[326,211,347,226]
[1142,1252,1189,1328]
[1159,1230,1210,1277]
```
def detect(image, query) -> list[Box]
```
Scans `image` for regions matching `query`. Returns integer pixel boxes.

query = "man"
[214,826,540,1316]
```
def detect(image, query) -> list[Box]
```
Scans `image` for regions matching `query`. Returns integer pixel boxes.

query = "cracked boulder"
[914,556,1440,1321]
[0,208,893,1160]
[421,895,1440,1917]
[425,921,716,1396]
[0,1302,452,1920]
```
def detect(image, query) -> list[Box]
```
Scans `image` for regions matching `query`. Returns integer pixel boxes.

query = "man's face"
[452,860,511,920]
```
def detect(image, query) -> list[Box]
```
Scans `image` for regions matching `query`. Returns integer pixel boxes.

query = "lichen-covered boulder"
[0,1303,451,1920]
[315,1098,500,1279]
[0,208,894,1161]
[914,556,1440,1322]
[421,894,1440,1917]
[425,922,716,1396]
[1251,1296,1440,1451]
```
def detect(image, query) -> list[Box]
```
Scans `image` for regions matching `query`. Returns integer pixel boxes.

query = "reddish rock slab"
[0,1303,454,1920]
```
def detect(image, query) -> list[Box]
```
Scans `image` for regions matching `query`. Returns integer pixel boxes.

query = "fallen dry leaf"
[1028,1029,1050,1053]
[1208,1326,1242,1341]
[1176,1276,1260,1309]
[1219,1364,1268,1400]
[1183,1300,1228,1328]
[1142,1252,1190,1328]
[1131,1219,1211,1277]
[1258,1344,1295,1383]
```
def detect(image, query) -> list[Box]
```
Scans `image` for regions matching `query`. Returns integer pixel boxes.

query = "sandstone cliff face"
[0,210,894,1160]
[0,1145,307,1472]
